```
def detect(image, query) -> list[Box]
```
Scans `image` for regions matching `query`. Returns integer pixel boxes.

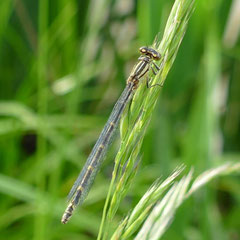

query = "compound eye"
[153,52,161,60]
[139,47,147,54]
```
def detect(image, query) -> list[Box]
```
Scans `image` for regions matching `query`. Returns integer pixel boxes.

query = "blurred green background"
[0,0,240,239]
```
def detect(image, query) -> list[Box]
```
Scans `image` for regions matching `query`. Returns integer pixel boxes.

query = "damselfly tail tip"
[61,212,71,224]
[61,203,74,224]
[61,218,67,224]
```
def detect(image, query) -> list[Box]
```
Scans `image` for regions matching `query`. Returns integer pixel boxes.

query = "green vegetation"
[0,0,239,239]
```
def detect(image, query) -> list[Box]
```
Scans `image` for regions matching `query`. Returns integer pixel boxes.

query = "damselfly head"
[139,46,161,61]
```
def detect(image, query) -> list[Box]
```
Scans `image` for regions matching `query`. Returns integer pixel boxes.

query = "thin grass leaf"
[186,162,240,197]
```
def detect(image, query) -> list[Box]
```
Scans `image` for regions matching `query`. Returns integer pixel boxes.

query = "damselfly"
[61,46,161,224]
